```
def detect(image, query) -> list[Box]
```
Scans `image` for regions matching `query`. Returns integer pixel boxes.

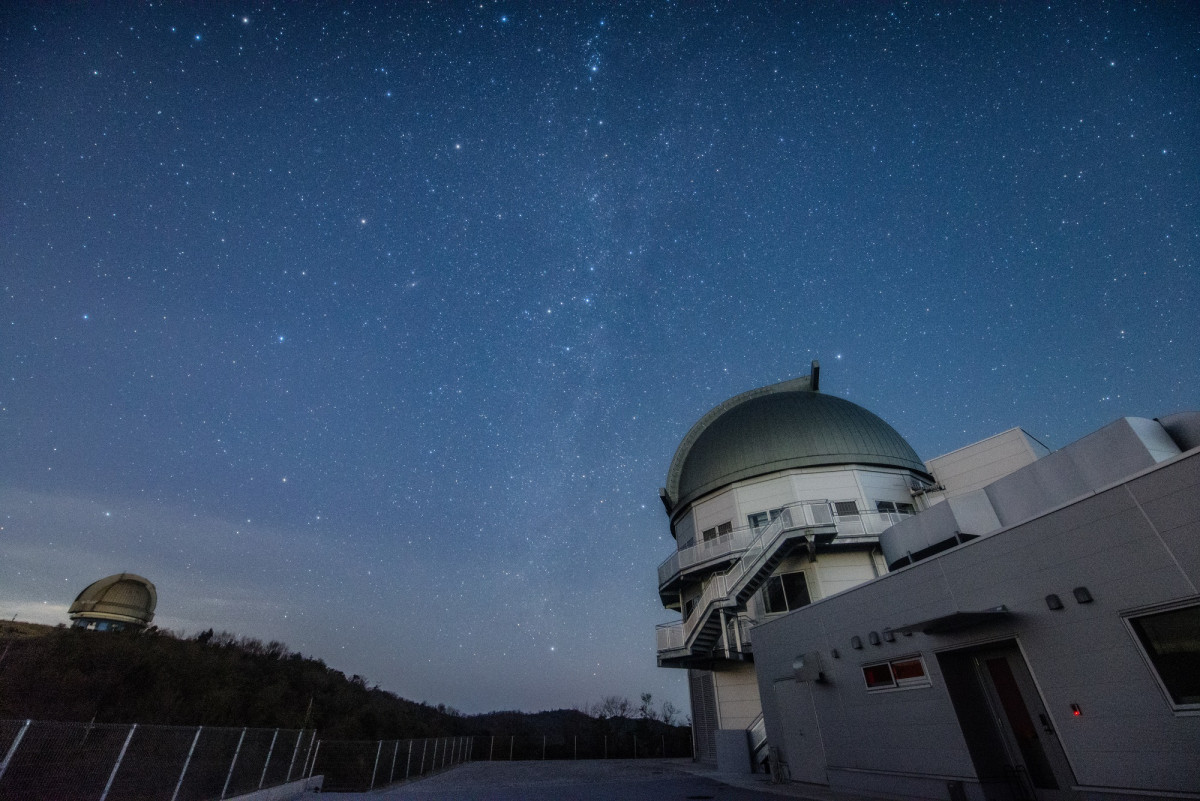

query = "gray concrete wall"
[753,449,1200,800]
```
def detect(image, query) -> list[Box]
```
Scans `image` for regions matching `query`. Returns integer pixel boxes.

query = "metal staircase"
[679,502,835,656]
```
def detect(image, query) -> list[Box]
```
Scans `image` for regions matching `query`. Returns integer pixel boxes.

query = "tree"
[638,693,659,721]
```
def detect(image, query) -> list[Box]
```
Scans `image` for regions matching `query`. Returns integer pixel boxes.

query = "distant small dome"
[68,573,157,630]
[663,376,929,514]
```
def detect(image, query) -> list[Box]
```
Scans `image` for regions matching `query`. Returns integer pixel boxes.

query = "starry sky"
[2,2,1197,715]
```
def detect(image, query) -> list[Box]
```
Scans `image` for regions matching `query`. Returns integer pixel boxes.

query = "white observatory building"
[653,363,1200,801]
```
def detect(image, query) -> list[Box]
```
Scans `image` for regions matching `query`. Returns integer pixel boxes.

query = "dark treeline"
[0,622,690,753]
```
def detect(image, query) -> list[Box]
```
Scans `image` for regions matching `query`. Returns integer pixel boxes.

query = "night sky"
[2,2,1197,715]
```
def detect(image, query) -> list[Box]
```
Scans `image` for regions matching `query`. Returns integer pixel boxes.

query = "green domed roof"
[68,573,157,628]
[662,372,928,514]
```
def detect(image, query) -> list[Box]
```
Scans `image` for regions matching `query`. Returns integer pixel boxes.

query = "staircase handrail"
[682,502,834,643]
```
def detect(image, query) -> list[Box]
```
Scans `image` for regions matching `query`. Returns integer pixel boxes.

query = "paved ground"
[322,759,889,801]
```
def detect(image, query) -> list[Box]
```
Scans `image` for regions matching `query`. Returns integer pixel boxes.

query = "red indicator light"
[1071,703,1082,716]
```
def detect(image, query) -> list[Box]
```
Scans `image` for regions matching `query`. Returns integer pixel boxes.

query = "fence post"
[307,739,322,779]
[542,735,546,760]
[285,729,303,783]
[662,735,666,758]
[0,720,31,783]
[259,728,279,789]
[509,735,514,761]
[489,735,494,761]
[221,727,248,800]
[370,739,383,790]
[170,726,203,801]
[99,724,137,801]
[389,740,399,784]
[633,735,637,759]
[442,737,449,769]
[574,735,577,760]
[603,735,607,759]
[405,739,413,780]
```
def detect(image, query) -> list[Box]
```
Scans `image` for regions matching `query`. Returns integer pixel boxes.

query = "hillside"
[0,622,690,753]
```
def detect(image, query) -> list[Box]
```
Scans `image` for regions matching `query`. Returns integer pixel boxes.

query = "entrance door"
[972,644,1078,801]
[772,678,828,785]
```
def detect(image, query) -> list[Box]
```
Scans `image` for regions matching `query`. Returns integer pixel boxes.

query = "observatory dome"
[68,573,157,631]
[663,377,929,514]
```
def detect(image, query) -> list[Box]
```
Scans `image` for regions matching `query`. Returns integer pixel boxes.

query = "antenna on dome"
[810,360,820,392]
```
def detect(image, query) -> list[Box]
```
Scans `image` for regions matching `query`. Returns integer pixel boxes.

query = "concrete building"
[68,573,157,632]
[655,368,1200,800]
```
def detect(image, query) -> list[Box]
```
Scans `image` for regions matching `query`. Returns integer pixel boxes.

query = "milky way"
[2,2,1197,713]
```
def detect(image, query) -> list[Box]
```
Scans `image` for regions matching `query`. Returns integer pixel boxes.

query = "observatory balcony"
[658,501,909,595]
[657,502,912,667]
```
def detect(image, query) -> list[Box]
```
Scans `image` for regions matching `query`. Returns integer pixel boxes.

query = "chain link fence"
[0,719,316,801]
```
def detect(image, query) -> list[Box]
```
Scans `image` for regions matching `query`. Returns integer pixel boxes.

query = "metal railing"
[0,721,695,798]
[311,735,474,792]
[829,510,911,538]
[0,719,316,801]
[656,502,912,660]
[657,502,835,657]
[657,526,758,588]
[655,621,685,654]
[659,501,913,589]
[683,503,833,632]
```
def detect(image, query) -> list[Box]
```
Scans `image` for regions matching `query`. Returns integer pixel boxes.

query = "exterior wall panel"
[752,449,1200,799]
[713,664,763,731]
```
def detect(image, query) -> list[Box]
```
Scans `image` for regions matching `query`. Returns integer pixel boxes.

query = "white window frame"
[1123,599,1200,714]
[861,655,931,693]
[760,570,811,615]
[833,500,860,519]
[701,520,733,541]
[747,507,786,529]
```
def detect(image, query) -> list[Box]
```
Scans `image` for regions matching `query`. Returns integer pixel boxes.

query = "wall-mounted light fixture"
[1046,594,1064,610]
[793,651,826,683]
[1072,587,1094,604]
[868,631,881,645]
[882,629,895,642]
[851,636,863,650]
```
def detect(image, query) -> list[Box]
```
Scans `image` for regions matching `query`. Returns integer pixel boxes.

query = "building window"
[762,571,811,614]
[748,508,786,529]
[701,521,733,541]
[1128,603,1200,709]
[862,656,930,691]
[876,500,915,515]
[833,500,860,518]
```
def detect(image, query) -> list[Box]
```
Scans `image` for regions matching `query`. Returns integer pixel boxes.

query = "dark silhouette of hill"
[0,622,690,755]
[0,622,461,738]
